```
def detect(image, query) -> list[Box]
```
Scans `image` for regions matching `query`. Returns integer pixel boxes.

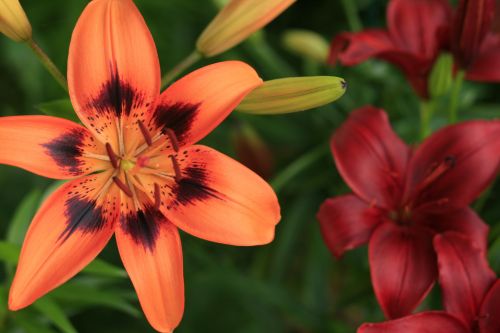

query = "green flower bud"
[429,53,454,98]
[238,76,347,115]
[282,29,329,63]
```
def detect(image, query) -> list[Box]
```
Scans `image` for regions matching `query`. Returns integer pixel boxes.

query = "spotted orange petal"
[139,145,280,246]
[68,0,160,147]
[9,172,119,309]
[0,116,108,179]
[150,61,262,147]
[116,195,184,332]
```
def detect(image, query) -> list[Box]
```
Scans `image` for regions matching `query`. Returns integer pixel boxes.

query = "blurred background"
[0,0,499,332]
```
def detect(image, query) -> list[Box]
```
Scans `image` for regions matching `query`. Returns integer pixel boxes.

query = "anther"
[105,143,120,169]
[169,155,182,182]
[138,120,153,146]
[154,183,161,209]
[165,128,180,152]
[113,176,133,197]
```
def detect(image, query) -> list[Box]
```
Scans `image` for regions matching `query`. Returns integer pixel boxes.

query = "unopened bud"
[197,0,295,57]
[429,53,453,98]
[282,29,329,63]
[237,76,347,115]
[0,0,32,42]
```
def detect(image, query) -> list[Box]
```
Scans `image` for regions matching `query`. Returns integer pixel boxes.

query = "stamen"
[417,155,456,192]
[113,176,133,197]
[169,155,182,182]
[105,143,120,169]
[138,120,153,146]
[165,128,180,152]
[154,183,161,209]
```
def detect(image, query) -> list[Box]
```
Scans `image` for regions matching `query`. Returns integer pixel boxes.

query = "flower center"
[102,120,183,210]
[388,205,413,225]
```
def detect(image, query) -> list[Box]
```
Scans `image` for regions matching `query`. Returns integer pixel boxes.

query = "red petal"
[415,207,489,252]
[150,61,262,147]
[369,223,436,319]
[452,0,495,68]
[317,195,383,258]
[139,145,280,246]
[329,29,395,66]
[332,107,410,210]
[358,311,469,333]
[9,172,118,309]
[467,34,500,81]
[406,120,500,211]
[68,0,160,146]
[116,207,184,333]
[0,116,108,179]
[387,0,452,58]
[479,280,500,333]
[434,232,496,328]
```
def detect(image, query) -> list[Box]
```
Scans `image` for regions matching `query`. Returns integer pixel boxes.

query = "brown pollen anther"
[154,183,161,209]
[105,143,120,169]
[138,120,153,146]
[113,176,133,197]
[169,155,182,182]
[165,128,180,152]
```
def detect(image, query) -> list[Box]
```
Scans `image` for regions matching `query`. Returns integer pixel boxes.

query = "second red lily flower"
[317,107,500,319]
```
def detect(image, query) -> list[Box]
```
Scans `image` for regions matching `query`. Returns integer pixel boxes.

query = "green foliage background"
[0,0,499,332]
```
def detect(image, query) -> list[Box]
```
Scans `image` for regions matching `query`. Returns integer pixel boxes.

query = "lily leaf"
[0,241,20,264]
[35,99,80,123]
[7,188,41,245]
[51,281,140,317]
[84,259,127,278]
[12,312,59,333]
[33,297,78,333]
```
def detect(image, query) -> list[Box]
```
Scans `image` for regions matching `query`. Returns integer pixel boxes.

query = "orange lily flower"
[1,0,280,332]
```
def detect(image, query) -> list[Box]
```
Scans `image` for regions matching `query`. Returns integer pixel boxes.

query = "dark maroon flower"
[328,0,452,98]
[357,232,500,333]
[452,0,495,67]
[317,106,500,319]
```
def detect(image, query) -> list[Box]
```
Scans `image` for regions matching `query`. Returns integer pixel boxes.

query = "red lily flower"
[328,0,452,98]
[317,106,500,319]
[357,232,500,333]
[452,0,500,82]
[0,0,280,332]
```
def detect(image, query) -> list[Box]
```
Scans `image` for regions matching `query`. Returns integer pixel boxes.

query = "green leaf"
[33,297,78,333]
[489,236,500,274]
[0,241,20,264]
[12,312,59,333]
[41,180,67,203]
[35,99,80,123]
[51,281,140,317]
[7,189,41,245]
[83,258,127,278]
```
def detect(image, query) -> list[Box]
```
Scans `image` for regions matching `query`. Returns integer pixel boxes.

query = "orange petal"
[116,199,184,333]
[150,61,262,147]
[68,0,160,146]
[141,145,280,245]
[0,116,108,179]
[9,172,119,310]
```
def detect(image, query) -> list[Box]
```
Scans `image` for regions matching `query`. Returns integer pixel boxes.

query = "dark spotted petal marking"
[152,102,200,146]
[43,128,88,176]
[120,204,166,251]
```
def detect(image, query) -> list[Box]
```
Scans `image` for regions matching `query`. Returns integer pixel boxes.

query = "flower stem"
[161,51,202,89]
[340,0,363,32]
[270,144,329,193]
[419,99,434,139]
[27,39,67,92]
[448,69,466,124]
